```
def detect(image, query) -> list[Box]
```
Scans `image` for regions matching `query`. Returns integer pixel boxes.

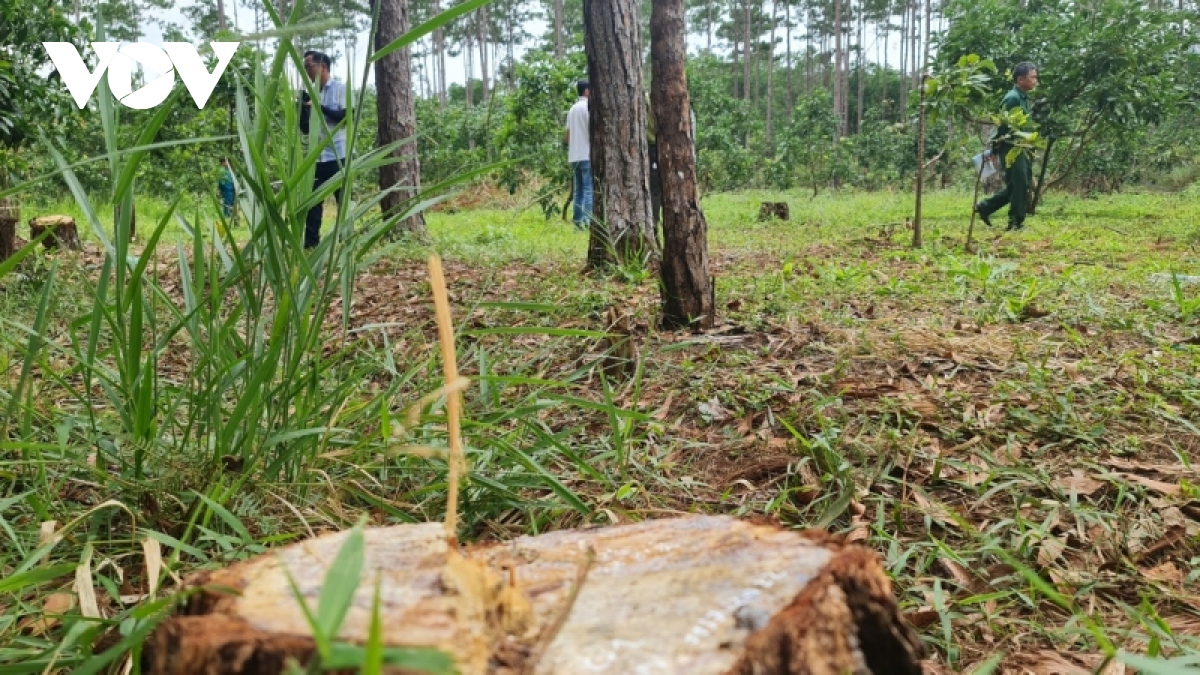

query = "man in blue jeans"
[564,80,591,230]
[299,50,348,249]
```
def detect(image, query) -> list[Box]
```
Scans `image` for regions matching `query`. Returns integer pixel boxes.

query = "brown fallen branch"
[141,515,924,674]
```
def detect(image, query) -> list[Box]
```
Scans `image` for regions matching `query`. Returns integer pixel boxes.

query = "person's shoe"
[974,203,993,228]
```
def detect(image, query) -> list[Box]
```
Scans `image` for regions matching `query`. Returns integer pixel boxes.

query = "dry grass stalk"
[428,254,467,546]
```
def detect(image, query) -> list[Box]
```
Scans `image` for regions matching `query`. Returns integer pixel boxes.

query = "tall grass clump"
[0,0,648,669]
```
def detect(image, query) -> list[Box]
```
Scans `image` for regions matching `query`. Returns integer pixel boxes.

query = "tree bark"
[141,516,925,675]
[375,0,428,237]
[434,0,447,107]
[465,28,475,109]
[898,1,907,115]
[743,0,752,102]
[785,0,793,114]
[766,0,777,152]
[731,32,741,98]
[477,8,490,104]
[833,0,845,136]
[911,0,931,249]
[0,194,16,262]
[582,0,659,270]
[30,216,82,250]
[652,0,714,331]
[856,0,864,132]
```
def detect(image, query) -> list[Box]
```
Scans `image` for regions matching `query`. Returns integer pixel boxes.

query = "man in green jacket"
[976,61,1038,232]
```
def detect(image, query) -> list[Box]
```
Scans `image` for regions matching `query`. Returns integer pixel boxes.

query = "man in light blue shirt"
[299,50,348,249]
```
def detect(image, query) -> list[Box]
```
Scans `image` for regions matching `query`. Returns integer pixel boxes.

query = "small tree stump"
[0,195,18,261]
[0,217,14,262]
[142,515,923,674]
[758,202,790,222]
[29,215,82,251]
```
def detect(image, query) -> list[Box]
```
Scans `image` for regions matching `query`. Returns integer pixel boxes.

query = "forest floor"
[3,186,1200,672]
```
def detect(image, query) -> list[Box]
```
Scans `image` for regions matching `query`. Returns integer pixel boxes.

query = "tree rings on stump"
[142,515,924,674]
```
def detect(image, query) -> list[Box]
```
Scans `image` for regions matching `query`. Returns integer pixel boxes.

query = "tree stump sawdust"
[758,202,790,222]
[142,515,923,674]
[29,215,82,251]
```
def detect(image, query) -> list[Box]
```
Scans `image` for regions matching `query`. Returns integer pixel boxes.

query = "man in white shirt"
[299,50,348,249]
[564,80,591,230]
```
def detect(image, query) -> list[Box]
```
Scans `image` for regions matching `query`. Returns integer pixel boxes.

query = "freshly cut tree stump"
[142,515,923,674]
[758,202,790,222]
[29,215,81,250]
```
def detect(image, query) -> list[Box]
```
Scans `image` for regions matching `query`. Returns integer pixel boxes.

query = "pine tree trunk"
[743,0,752,102]
[805,29,811,93]
[785,0,793,114]
[766,0,777,152]
[554,0,565,58]
[912,0,932,249]
[434,0,447,106]
[731,34,741,97]
[833,0,844,136]
[856,2,864,132]
[582,0,659,270]
[465,29,474,109]
[898,1,907,116]
[910,0,919,93]
[652,0,714,330]
[375,0,428,237]
[879,20,887,112]
[477,8,490,104]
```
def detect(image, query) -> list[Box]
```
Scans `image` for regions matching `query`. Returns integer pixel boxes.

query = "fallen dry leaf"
[1015,649,1093,674]
[964,454,989,487]
[937,557,975,590]
[697,396,730,422]
[1135,522,1187,565]
[1113,472,1181,496]
[904,606,940,629]
[1037,535,1068,568]
[18,592,74,636]
[1141,561,1184,585]
[1056,470,1104,497]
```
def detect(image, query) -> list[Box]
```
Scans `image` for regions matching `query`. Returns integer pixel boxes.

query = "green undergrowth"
[3,60,1200,675]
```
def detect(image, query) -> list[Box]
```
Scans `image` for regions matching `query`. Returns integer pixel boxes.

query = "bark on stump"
[758,202,790,222]
[142,515,924,674]
[29,215,82,251]
[0,195,17,261]
[0,217,14,261]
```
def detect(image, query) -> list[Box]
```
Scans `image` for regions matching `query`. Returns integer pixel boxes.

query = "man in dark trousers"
[976,61,1038,232]
[299,50,348,249]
